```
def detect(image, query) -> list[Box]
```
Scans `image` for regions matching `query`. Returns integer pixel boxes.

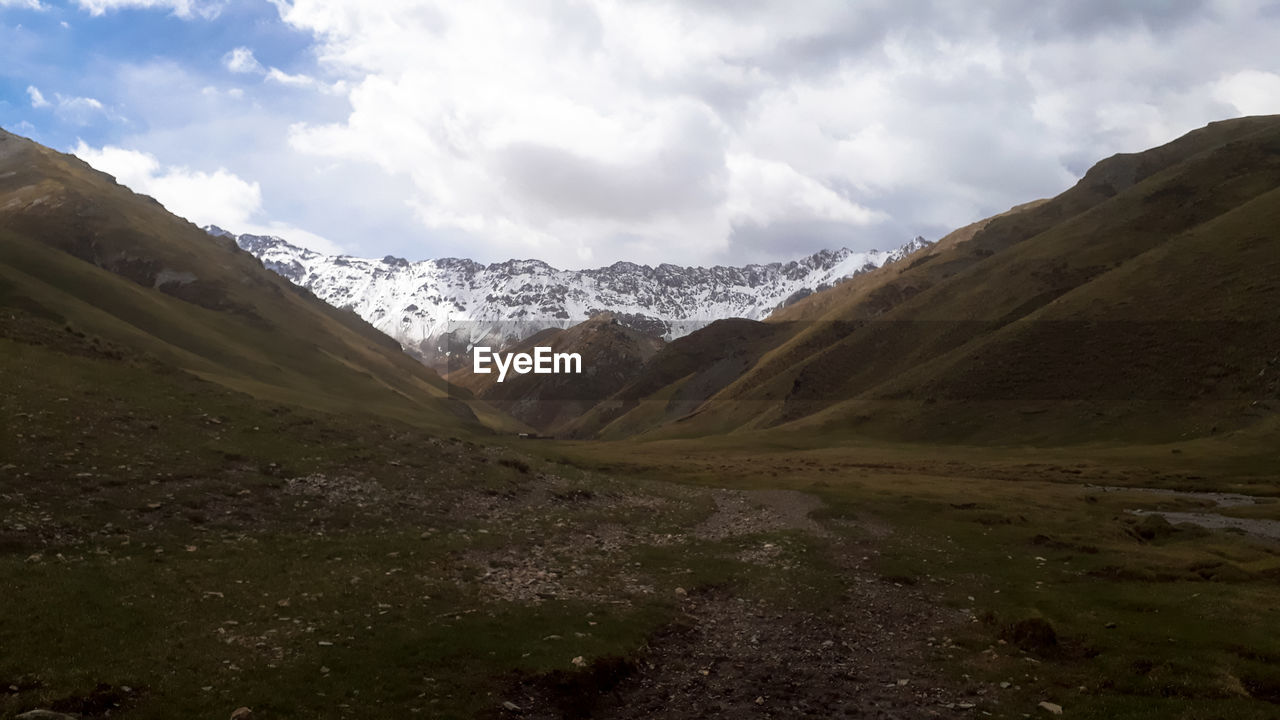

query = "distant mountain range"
[8,116,1277,446]
[210,226,931,369]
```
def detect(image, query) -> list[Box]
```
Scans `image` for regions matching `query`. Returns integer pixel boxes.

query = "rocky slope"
[212,226,930,369]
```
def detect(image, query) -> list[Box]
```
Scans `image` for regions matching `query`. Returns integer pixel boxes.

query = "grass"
[0,531,674,719]
[551,434,1280,719]
[5,302,1279,718]
[0,333,838,718]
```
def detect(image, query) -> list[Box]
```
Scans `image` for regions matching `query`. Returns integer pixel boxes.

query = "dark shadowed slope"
[448,313,664,433]
[561,318,798,439]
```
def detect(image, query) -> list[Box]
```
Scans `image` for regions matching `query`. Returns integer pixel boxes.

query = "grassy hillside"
[562,318,798,439]
[619,115,1280,444]
[0,128,515,434]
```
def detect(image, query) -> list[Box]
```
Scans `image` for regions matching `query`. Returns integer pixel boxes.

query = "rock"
[1038,701,1063,715]
[674,587,687,596]
[571,656,585,667]
[501,700,522,712]
[230,708,254,720]
[17,712,79,720]
[1001,618,1058,654]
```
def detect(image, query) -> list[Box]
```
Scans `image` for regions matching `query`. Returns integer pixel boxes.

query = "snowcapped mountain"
[209,225,931,369]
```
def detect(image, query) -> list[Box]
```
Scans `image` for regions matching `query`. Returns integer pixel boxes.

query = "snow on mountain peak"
[209,224,932,369]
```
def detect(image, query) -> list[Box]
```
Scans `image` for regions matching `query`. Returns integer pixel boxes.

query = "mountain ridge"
[212,224,931,369]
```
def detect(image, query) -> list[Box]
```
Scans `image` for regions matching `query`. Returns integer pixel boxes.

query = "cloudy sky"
[2,1,1279,268]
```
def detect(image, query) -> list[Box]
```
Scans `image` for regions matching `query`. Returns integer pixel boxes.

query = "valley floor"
[2,447,972,719]
[4,344,1280,719]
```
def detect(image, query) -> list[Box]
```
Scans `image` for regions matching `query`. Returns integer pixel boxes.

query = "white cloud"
[725,154,886,228]
[223,47,263,74]
[26,85,49,108]
[58,95,103,112]
[265,67,315,87]
[271,0,1274,267]
[223,47,328,93]
[1,0,47,10]
[74,0,222,19]
[1213,70,1280,117]
[272,0,898,266]
[33,92,110,125]
[71,141,343,254]
[200,85,245,99]
[72,142,256,226]
[52,0,1280,268]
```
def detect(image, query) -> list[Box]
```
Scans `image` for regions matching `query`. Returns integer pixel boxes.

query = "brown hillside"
[447,313,664,432]
[0,127,513,433]
[626,115,1280,444]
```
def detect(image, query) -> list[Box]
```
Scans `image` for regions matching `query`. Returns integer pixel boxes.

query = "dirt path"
[694,489,831,540]
[498,488,972,719]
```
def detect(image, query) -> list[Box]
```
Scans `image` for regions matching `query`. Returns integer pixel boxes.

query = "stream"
[1087,485,1280,540]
